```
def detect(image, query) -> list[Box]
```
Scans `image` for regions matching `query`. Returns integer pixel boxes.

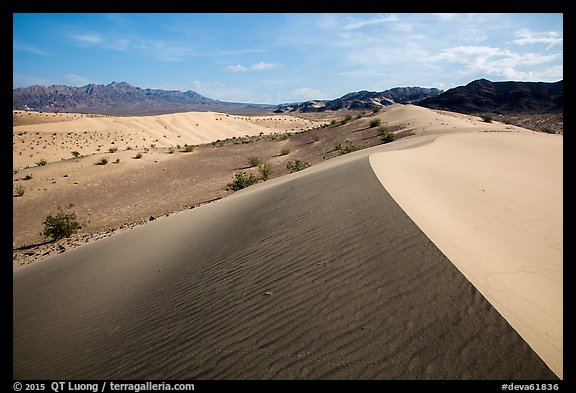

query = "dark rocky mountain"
[273,87,443,113]
[417,79,563,114]
[12,82,275,115]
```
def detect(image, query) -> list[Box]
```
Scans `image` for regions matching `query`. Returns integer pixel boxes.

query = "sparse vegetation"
[36,158,47,166]
[184,144,195,152]
[258,162,272,180]
[96,157,109,165]
[480,114,493,123]
[312,134,320,142]
[369,118,381,128]
[71,151,80,158]
[23,174,33,180]
[134,152,143,159]
[248,155,262,167]
[341,115,353,125]
[280,148,290,156]
[381,131,396,144]
[227,171,259,191]
[113,158,120,164]
[286,159,310,173]
[108,147,118,153]
[335,140,360,155]
[14,184,25,197]
[42,208,81,241]
[168,146,175,154]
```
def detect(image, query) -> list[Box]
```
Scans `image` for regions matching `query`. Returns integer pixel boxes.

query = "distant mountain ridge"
[13,79,563,117]
[273,87,443,113]
[417,79,563,114]
[12,82,274,115]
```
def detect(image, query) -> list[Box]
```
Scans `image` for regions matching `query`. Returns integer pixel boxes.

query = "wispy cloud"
[512,29,563,49]
[66,31,103,44]
[342,14,398,30]
[225,64,249,73]
[225,62,282,72]
[429,45,563,81]
[251,62,281,71]
[13,41,48,56]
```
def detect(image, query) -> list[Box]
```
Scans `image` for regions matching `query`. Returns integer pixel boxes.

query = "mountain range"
[418,79,563,114]
[12,82,273,116]
[272,87,443,113]
[13,79,562,117]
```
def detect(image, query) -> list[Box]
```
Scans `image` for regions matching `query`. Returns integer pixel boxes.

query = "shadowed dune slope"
[13,153,556,380]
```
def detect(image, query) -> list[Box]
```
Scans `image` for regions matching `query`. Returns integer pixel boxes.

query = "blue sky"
[13,13,563,104]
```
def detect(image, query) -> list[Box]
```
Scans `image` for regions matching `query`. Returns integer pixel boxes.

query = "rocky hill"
[273,87,443,113]
[12,82,274,115]
[417,79,563,114]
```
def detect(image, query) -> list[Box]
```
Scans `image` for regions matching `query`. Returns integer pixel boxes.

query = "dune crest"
[369,130,563,378]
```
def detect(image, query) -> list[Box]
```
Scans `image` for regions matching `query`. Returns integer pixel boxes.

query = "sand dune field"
[13,105,562,379]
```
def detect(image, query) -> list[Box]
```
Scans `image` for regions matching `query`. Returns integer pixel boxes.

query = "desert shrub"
[312,134,320,142]
[14,184,25,197]
[36,158,47,166]
[258,162,272,180]
[96,157,109,165]
[542,127,556,134]
[335,140,359,155]
[381,131,396,144]
[372,107,381,113]
[377,125,389,135]
[113,158,120,164]
[184,144,194,152]
[247,155,262,167]
[71,151,80,158]
[480,114,493,123]
[369,118,381,128]
[134,152,143,159]
[330,120,336,125]
[341,115,353,125]
[227,171,259,191]
[286,159,310,173]
[23,174,33,180]
[42,209,81,241]
[108,146,118,153]
[280,148,290,156]
[168,146,175,154]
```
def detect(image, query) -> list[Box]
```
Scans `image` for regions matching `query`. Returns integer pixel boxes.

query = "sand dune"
[370,130,563,378]
[13,134,558,379]
[13,110,326,170]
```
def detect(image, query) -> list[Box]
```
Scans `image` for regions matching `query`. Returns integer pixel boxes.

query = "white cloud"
[432,13,458,21]
[250,62,281,71]
[225,62,281,73]
[513,29,563,49]
[225,65,249,73]
[429,45,563,81]
[67,32,103,44]
[343,14,398,30]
